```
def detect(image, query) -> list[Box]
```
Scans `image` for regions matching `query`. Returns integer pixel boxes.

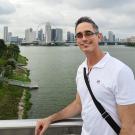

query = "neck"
[86,49,105,69]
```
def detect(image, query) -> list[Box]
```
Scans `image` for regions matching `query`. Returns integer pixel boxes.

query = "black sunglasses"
[75,30,98,39]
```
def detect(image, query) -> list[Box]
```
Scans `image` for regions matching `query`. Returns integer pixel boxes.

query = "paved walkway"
[0,77,38,89]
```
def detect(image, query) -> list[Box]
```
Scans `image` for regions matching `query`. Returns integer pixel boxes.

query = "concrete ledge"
[0,118,82,135]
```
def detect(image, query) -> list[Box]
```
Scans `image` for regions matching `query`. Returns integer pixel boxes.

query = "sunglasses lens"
[76,33,83,38]
[85,31,93,36]
[76,30,97,39]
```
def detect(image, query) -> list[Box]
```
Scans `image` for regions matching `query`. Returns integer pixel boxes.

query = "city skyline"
[3,23,135,44]
[0,0,135,39]
[3,23,118,43]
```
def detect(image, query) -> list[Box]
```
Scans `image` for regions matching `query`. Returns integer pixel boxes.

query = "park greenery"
[0,39,31,119]
[124,42,135,47]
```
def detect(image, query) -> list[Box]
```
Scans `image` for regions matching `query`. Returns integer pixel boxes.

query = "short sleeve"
[115,65,135,105]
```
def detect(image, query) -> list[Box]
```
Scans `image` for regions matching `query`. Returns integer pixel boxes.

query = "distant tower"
[108,31,114,42]
[25,28,36,43]
[67,31,74,42]
[113,34,115,42]
[4,26,8,42]
[8,32,12,42]
[55,28,63,42]
[45,22,51,43]
[103,35,107,42]
[51,29,56,42]
[38,29,43,41]
[67,32,70,42]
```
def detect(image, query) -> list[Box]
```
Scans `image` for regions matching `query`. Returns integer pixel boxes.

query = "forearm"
[119,123,135,135]
[47,99,82,123]
[117,104,135,135]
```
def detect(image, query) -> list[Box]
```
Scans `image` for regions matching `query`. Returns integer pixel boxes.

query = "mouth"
[80,42,92,47]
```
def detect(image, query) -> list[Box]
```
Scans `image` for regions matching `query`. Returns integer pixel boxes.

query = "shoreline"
[0,52,32,119]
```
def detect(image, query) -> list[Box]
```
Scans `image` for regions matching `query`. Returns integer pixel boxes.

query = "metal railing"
[0,118,82,135]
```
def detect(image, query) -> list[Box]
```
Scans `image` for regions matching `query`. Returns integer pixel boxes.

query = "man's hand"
[35,117,51,135]
[34,92,81,135]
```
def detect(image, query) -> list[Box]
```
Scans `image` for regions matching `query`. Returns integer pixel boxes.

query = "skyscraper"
[4,26,8,42]
[67,31,74,42]
[45,22,51,43]
[108,31,115,42]
[55,28,63,42]
[51,28,63,42]
[25,28,36,43]
[38,29,43,41]
[51,29,56,42]
[8,32,12,42]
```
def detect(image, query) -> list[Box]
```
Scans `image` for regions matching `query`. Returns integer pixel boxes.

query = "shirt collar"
[84,52,111,69]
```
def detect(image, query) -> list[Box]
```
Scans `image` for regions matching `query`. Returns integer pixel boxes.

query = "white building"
[108,31,115,42]
[45,22,51,43]
[127,36,135,42]
[4,26,8,42]
[25,28,36,43]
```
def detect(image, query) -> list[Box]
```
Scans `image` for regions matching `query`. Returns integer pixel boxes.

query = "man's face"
[75,22,102,54]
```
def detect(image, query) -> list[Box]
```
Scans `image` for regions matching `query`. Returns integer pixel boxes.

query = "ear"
[98,32,103,42]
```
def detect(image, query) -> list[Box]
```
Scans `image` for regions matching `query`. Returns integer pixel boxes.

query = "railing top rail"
[0,118,82,129]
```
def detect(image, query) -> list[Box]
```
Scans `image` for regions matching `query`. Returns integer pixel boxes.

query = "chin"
[81,48,94,54]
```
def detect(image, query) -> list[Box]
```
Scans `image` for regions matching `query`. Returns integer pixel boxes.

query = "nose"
[82,34,87,41]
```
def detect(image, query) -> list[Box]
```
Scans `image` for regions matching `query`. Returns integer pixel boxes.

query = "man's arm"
[35,92,82,135]
[117,104,135,135]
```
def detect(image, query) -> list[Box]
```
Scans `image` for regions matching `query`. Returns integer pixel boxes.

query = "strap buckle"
[102,111,109,119]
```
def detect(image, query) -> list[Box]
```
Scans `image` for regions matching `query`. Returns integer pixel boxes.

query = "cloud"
[0,0,16,15]
[65,0,125,10]
[0,0,135,39]
[0,18,10,24]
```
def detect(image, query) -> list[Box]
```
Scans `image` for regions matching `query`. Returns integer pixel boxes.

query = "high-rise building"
[45,22,51,43]
[108,31,115,42]
[127,36,135,42]
[10,36,18,44]
[113,34,115,42]
[55,28,63,42]
[103,35,107,42]
[25,28,36,43]
[51,28,63,42]
[8,32,12,42]
[4,26,8,42]
[38,29,43,41]
[51,29,56,42]
[67,31,74,42]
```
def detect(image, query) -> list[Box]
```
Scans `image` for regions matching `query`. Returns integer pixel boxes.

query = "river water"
[20,45,135,119]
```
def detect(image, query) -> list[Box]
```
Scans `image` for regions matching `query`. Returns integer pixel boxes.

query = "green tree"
[0,39,7,57]
[7,44,20,60]
[4,65,13,77]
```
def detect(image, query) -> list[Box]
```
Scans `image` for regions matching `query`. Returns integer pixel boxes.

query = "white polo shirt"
[76,52,135,135]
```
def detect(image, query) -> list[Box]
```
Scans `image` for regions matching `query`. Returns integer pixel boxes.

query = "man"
[35,17,135,135]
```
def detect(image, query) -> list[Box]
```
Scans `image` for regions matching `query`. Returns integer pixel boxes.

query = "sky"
[0,0,135,40]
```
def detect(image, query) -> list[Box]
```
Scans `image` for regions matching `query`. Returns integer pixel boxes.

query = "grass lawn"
[0,83,23,119]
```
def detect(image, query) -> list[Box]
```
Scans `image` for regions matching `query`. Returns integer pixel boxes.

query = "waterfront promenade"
[0,77,38,89]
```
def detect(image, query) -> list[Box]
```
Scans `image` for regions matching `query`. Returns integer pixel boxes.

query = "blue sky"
[0,0,135,39]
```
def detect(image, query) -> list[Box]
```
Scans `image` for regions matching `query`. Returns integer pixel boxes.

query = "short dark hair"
[75,16,99,32]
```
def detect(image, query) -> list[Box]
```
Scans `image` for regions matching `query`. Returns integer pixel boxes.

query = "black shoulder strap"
[83,67,120,135]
